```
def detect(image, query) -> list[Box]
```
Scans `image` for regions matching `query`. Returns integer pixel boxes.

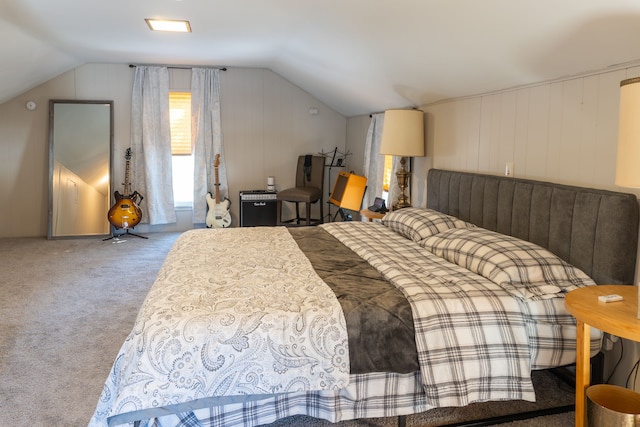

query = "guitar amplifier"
[239,190,278,227]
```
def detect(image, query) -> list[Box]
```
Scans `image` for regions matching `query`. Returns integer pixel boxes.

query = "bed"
[89,169,639,427]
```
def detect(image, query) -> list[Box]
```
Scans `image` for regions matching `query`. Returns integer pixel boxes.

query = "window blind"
[169,92,192,155]
[382,155,393,192]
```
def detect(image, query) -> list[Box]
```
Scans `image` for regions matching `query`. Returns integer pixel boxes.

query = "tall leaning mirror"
[48,100,113,239]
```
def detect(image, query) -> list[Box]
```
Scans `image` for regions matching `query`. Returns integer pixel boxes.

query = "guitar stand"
[103,228,148,241]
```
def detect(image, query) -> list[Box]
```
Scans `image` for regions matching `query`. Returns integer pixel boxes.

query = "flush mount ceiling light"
[145,19,191,32]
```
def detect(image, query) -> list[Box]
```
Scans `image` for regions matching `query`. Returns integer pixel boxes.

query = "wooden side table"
[565,285,640,427]
[360,208,387,222]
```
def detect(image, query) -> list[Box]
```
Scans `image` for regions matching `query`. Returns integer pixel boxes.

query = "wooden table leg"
[575,319,590,427]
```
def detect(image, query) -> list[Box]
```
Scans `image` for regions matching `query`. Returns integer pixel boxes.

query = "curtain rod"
[369,107,420,117]
[129,64,227,71]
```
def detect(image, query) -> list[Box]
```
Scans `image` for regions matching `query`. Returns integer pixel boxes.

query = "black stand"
[322,147,348,223]
[332,208,353,222]
[103,228,148,241]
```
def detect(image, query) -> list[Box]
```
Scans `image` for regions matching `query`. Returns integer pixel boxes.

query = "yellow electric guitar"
[205,154,231,228]
[107,148,143,230]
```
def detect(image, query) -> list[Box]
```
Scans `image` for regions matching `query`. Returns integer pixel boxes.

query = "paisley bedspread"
[89,228,349,427]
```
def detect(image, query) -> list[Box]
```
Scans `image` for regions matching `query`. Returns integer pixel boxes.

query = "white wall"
[0,64,347,237]
[344,114,370,177]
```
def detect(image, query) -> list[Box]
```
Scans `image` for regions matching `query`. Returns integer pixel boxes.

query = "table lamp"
[379,109,425,209]
[614,77,640,318]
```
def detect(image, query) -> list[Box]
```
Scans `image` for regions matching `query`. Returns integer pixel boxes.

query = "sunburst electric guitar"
[206,154,231,228]
[107,148,143,230]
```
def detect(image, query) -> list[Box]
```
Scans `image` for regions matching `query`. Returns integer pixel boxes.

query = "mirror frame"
[47,99,114,239]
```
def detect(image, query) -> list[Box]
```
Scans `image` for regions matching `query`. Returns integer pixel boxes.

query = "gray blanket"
[289,227,419,374]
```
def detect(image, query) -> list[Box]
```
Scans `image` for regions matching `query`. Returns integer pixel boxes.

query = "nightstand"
[565,285,640,427]
[360,208,387,222]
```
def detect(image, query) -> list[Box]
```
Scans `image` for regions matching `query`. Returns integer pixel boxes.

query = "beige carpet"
[0,232,575,427]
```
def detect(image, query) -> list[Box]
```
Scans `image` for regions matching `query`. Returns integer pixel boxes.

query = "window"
[382,154,393,203]
[169,92,193,208]
[382,155,393,192]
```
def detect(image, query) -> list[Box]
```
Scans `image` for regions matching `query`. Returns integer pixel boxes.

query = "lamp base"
[392,157,411,210]
[392,198,411,210]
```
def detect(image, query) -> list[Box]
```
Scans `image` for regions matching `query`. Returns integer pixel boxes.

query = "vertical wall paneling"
[488,93,503,173]
[513,88,530,178]
[593,70,624,186]
[579,75,599,185]
[525,84,550,179]
[544,81,565,180]
[453,101,467,169]
[477,95,494,172]
[558,79,583,183]
[432,102,457,170]
[464,97,482,172]
[428,104,444,167]
[497,90,517,175]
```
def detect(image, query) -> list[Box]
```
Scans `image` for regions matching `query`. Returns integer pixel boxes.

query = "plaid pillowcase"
[382,208,475,241]
[419,227,596,299]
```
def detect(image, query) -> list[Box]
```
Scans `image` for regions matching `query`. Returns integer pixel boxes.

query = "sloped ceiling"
[3,0,640,117]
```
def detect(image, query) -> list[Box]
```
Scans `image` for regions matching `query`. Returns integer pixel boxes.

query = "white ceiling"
[3,0,640,117]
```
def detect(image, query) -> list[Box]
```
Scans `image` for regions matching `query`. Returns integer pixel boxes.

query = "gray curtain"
[362,113,385,214]
[130,66,177,225]
[191,68,226,224]
[362,113,407,214]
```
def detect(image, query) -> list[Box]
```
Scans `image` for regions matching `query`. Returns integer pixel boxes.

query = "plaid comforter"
[323,221,543,407]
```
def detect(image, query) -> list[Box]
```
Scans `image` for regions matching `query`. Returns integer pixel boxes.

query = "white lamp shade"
[616,77,640,188]
[379,109,425,156]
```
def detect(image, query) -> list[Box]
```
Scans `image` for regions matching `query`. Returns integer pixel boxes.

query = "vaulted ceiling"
[3,0,640,117]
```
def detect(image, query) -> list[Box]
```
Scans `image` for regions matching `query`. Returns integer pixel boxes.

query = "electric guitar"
[205,154,231,228]
[107,148,143,229]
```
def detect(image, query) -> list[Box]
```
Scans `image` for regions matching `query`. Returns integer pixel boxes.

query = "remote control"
[598,294,624,303]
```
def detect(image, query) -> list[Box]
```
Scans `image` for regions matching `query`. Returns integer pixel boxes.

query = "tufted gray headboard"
[426,169,639,285]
